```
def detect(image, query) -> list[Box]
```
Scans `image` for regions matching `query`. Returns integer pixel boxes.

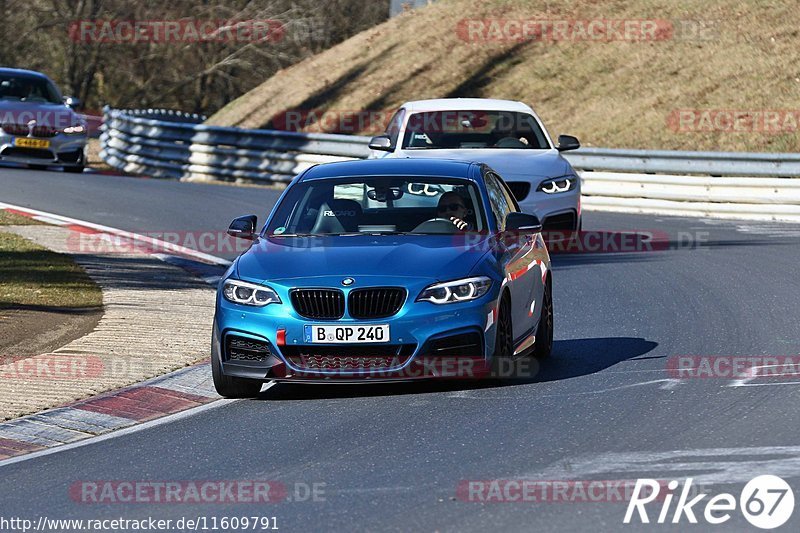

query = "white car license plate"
[304,324,390,343]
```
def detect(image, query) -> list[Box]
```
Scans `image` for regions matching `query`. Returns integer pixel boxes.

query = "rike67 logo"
[624,476,794,529]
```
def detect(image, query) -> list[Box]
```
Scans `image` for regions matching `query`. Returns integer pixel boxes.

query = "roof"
[0,67,51,80]
[300,158,479,181]
[400,98,534,114]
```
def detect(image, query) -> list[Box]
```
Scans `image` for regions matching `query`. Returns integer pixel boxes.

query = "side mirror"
[505,212,542,234]
[556,134,580,152]
[64,96,81,109]
[227,215,258,240]
[368,135,393,152]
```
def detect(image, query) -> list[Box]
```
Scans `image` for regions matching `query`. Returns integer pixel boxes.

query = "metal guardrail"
[100,107,800,221]
[564,148,800,178]
[100,107,371,182]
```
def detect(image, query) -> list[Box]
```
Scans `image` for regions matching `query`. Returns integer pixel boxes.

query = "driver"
[436,192,472,231]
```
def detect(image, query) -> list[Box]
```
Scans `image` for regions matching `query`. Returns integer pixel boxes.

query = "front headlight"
[537,175,577,194]
[222,279,281,307]
[417,276,492,305]
[62,124,86,135]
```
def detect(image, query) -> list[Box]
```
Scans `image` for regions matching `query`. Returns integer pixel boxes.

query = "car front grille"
[283,344,415,372]
[290,289,345,320]
[507,182,532,202]
[226,336,271,362]
[1,123,58,137]
[348,287,405,319]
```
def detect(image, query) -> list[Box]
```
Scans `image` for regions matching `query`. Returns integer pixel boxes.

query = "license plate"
[14,137,50,149]
[304,324,390,343]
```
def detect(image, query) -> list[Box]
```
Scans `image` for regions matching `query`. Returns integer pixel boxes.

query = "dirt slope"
[208,0,800,152]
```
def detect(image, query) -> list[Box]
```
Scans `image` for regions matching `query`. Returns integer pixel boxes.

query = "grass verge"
[0,231,102,310]
[0,210,44,226]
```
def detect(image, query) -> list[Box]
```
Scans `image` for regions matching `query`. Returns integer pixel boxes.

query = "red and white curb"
[0,364,221,461]
[0,203,239,464]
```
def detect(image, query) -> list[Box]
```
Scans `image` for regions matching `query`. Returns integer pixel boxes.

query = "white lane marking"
[733,381,800,387]
[31,215,68,225]
[525,445,800,485]
[728,364,800,388]
[0,201,232,266]
[445,378,682,400]
[568,378,683,394]
[0,381,278,468]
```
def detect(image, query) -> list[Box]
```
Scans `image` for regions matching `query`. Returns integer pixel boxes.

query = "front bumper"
[0,132,87,167]
[213,281,501,382]
[516,186,581,231]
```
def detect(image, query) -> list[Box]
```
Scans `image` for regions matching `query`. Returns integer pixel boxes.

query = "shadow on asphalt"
[549,236,798,270]
[255,336,658,401]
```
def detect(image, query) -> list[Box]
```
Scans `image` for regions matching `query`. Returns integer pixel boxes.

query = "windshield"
[0,74,62,104]
[401,110,550,150]
[266,176,487,236]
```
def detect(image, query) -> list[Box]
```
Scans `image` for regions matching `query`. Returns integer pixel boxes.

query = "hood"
[396,148,571,180]
[235,234,493,284]
[0,100,81,129]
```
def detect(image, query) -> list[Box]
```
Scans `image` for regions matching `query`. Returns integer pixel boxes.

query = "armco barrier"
[99,107,370,182]
[580,172,800,222]
[100,107,800,221]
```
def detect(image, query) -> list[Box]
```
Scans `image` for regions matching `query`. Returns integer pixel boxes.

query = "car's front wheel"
[490,294,513,378]
[534,278,553,359]
[211,334,263,398]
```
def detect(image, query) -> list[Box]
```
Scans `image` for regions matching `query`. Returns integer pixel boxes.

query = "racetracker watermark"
[0,110,82,130]
[69,481,325,504]
[456,479,719,503]
[667,356,800,379]
[667,109,800,133]
[68,19,284,43]
[0,354,181,382]
[458,479,662,503]
[64,228,714,258]
[270,109,393,135]
[65,230,252,256]
[280,356,540,380]
[455,19,720,43]
[0,355,104,380]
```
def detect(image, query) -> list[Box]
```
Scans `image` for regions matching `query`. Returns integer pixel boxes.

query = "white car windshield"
[401,110,550,150]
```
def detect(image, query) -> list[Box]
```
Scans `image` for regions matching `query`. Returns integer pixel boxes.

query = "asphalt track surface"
[2,166,800,531]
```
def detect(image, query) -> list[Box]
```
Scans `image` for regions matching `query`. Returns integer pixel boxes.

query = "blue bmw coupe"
[212,158,553,397]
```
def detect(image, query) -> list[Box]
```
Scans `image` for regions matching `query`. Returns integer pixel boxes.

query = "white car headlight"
[62,124,86,134]
[417,276,492,305]
[222,279,281,307]
[537,176,577,194]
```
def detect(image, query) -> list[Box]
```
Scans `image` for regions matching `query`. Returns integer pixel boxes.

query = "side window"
[484,172,513,231]
[497,175,520,212]
[384,108,406,147]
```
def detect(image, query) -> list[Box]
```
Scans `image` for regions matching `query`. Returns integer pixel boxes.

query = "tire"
[490,294,513,378]
[533,278,553,359]
[211,333,263,398]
